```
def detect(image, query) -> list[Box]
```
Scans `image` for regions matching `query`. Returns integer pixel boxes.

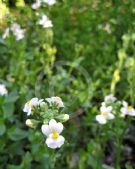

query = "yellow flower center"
[51,132,59,139]
[26,101,30,106]
[128,105,133,110]
[101,112,108,117]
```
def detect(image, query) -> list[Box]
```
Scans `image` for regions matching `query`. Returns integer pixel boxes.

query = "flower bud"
[40,102,48,111]
[26,119,38,128]
[56,114,69,122]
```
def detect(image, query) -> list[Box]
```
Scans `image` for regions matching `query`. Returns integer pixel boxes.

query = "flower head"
[120,101,135,117]
[38,14,53,28]
[104,94,117,103]
[46,96,64,108]
[23,98,43,116]
[41,119,65,149]
[43,0,56,6]
[0,84,8,96]
[96,105,114,124]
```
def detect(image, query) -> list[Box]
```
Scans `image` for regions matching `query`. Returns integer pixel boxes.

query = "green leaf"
[2,102,14,119]
[5,91,19,103]
[8,127,28,141]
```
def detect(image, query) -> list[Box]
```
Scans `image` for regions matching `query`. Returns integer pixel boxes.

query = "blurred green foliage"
[0,0,135,168]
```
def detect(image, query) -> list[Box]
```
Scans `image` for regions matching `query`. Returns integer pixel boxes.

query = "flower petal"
[49,119,57,132]
[96,115,107,124]
[41,124,50,136]
[120,107,127,115]
[30,98,39,106]
[56,135,65,148]
[23,104,29,113]
[56,122,63,134]
[128,109,135,116]
[100,106,106,113]
[45,137,58,149]
[107,113,115,120]
[107,106,112,113]
[123,101,128,108]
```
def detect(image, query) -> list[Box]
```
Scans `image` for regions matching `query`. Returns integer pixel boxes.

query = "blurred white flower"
[23,98,43,116]
[38,14,53,28]
[31,0,41,9]
[2,27,10,39]
[104,23,111,34]
[0,84,8,96]
[43,0,56,6]
[120,101,135,116]
[41,119,65,149]
[96,105,114,124]
[104,94,117,103]
[11,23,25,41]
[46,96,64,108]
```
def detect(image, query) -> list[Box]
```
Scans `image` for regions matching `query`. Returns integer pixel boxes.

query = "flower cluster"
[2,23,25,41]
[23,96,69,149]
[96,94,135,124]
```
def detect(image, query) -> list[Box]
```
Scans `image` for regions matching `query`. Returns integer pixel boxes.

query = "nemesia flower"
[11,23,25,40]
[46,96,64,108]
[120,101,135,117]
[0,84,8,96]
[31,0,41,9]
[38,14,53,28]
[96,105,114,124]
[41,119,65,149]
[43,0,56,6]
[2,27,10,39]
[23,98,43,116]
[104,94,117,103]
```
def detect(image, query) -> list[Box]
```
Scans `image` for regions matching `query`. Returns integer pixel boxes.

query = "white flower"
[11,23,25,40]
[0,84,8,96]
[41,119,65,149]
[31,0,41,9]
[104,94,117,103]
[43,0,56,6]
[46,96,64,108]
[23,98,43,116]
[96,105,114,124]
[2,27,10,39]
[38,14,53,28]
[120,101,135,116]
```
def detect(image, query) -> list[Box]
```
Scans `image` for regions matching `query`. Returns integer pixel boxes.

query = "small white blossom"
[11,23,25,40]
[104,94,117,103]
[43,0,56,6]
[23,98,43,116]
[2,27,10,39]
[0,84,8,96]
[120,101,135,117]
[38,14,53,28]
[96,105,114,124]
[41,119,65,149]
[46,96,64,108]
[31,0,41,9]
